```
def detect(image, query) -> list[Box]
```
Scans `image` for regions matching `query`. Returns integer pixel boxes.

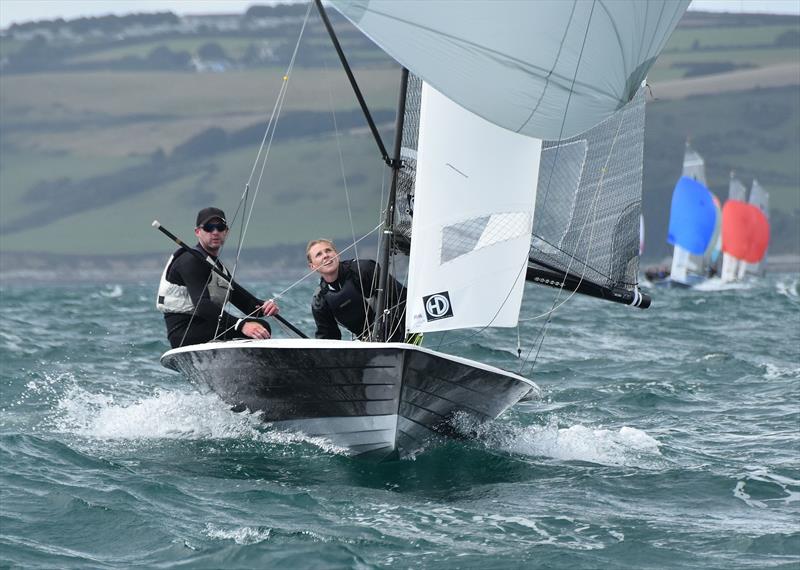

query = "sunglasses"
[200,222,228,233]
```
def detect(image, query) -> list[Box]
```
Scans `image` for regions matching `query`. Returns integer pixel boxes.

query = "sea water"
[1,275,798,569]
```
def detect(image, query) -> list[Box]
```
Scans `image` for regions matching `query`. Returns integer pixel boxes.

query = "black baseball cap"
[196,207,227,227]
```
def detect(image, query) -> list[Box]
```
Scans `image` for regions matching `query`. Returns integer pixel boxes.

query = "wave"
[204,523,272,545]
[450,413,663,468]
[776,276,799,300]
[93,284,124,299]
[51,386,347,454]
[733,467,800,508]
[692,277,752,292]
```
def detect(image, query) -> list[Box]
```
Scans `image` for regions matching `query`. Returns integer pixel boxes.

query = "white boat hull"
[161,339,537,459]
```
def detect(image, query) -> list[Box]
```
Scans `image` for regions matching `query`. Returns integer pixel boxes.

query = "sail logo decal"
[423,292,453,321]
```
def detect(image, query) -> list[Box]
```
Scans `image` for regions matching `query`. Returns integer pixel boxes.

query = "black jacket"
[311,259,406,342]
[163,245,267,347]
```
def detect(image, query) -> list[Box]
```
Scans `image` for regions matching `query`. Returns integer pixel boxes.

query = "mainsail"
[324,0,689,330]
[527,85,648,307]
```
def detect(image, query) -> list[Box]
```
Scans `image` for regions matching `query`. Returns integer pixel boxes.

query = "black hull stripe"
[293,426,394,437]
[409,367,520,396]
[403,385,489,418]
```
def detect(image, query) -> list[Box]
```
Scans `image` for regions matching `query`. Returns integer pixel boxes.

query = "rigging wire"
[320,44,376,341]
[215,2,314,327]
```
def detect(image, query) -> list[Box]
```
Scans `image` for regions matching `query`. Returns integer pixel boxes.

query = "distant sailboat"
[662,142,719,288]
[720,173,770,282]
[720,172,749,282]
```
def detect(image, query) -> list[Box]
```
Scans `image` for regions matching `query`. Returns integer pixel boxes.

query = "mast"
[373,68,408,341]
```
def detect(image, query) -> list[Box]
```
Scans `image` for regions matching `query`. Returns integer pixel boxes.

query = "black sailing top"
[311,259,406,343]
[161,245,267,348]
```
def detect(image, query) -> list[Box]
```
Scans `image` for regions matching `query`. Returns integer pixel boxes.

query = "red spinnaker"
[722,200,770,263]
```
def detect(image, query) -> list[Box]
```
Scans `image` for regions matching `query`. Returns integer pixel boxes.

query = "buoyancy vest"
[156,250,233,314]
[315,264,375,337]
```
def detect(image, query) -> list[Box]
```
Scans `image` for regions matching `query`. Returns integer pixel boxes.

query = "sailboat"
[658,141,720,288]
[160,0,689,459]
[720,173,770,282]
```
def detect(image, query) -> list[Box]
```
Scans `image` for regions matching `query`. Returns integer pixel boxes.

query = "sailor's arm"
[226,274,280,319]
[312,292,341,340]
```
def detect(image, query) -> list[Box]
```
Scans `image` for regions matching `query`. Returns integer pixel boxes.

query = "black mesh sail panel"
[393,73,422,254]
[528,87,648,307]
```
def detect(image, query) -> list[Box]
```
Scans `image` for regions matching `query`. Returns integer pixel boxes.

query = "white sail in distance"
[329,0,690,140]
[405,83,541,333]
[744,179,769,276]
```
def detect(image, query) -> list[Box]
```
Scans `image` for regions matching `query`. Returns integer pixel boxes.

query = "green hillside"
[1,7,798,276]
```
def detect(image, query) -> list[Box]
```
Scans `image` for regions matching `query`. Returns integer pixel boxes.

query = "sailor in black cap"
[157,207,279,348]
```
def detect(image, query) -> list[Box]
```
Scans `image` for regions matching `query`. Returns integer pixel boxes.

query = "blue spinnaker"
[667,176,718,255]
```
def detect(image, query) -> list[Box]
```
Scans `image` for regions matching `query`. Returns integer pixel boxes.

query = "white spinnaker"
[405,84,541,334]
[329,0,689,140]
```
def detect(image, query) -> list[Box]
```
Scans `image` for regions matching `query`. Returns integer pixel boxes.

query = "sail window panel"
[441,212,532,265]
[534,140,586,251]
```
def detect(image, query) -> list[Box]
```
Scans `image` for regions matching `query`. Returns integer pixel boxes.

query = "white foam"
[454,414,662,467]
[94,285,124,299]
[763,363,800,380]
[204,523,272,545]
[737,466,800,507]
[776,277,799,299]
[733,480,768,509]
[51,386,347,454]
[693,277,751,292]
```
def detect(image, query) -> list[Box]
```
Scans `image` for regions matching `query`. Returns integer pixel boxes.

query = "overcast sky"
[1,0,799,28]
